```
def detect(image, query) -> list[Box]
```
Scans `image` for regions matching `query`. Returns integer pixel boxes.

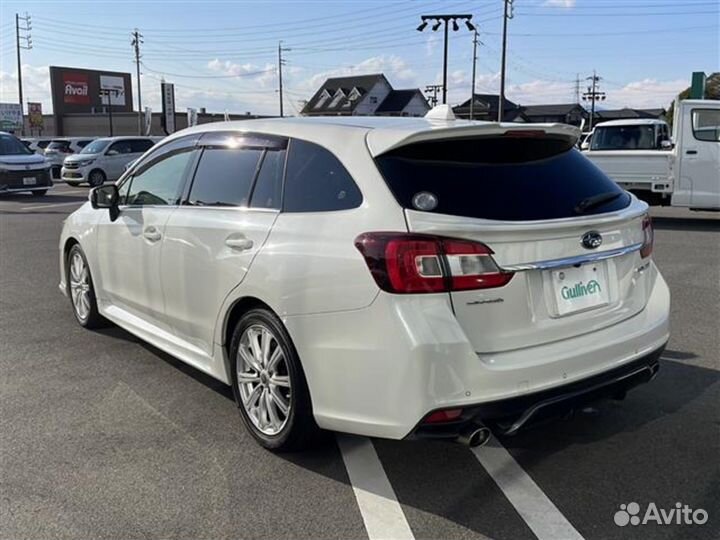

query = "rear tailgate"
[372,124,654,353]
[405,206,650,353]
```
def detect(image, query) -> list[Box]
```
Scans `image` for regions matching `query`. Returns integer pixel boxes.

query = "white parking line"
[337,435,415,540]
[472,436,584,540]
[20,201,84,211]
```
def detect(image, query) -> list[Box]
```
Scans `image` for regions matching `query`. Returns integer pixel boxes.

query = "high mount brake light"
[354,233,514,294]
[640,215,654,258]
[502,130,547,138]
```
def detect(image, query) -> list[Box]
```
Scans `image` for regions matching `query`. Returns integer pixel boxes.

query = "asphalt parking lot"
[1,184,718,540]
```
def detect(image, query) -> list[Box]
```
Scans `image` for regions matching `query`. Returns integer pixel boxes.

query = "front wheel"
[230,308,318,451]
[88,169,106,187]
[66,245,106,329]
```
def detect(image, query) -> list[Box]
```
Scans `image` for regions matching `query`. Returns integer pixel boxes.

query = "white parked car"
[61,136,157,187]
[59,116,670,450]
[0,132,53,196]
[43,137,96,178]
[21,137,55,154]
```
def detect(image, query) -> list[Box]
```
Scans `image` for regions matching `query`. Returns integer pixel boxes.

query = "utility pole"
[278,41,291,117]
[424,84,442,107]
[470,29,481,120]
[582,70,606,130]
[498,0,513,122]
[574,74,581,104]
[15,13,32,135]
[131,29,144,134]
[417,14,475,105]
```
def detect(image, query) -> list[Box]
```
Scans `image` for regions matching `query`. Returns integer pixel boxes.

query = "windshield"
[0,134,33,156]
[590,125,658,150]
[80,139,111,154]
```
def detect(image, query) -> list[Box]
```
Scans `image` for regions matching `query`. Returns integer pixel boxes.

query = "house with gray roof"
[301,74,429,117]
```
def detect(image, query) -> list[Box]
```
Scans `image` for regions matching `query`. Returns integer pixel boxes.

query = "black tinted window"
[250,149,285,209]
[77,140,93,148]
[126,149,195,206]
[188,147,263,207]
[108,140,133,155]
[284,139,362,212]
[130,139,154,153]
[375,137,630,221]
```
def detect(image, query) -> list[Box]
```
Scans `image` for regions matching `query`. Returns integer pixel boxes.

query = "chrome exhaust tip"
[457,424,492,447]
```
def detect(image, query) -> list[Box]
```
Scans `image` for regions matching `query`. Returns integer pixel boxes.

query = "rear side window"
[188,147,263,207]
[107,140,134,155]
[250,149,286,209]
[283,139,362,212]
[130,139,155,153]
[375,137,631,221]
[77,139,93,148]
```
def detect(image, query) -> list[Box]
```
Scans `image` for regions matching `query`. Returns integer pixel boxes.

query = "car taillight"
[354,233,513,294]
[640,215,653,258]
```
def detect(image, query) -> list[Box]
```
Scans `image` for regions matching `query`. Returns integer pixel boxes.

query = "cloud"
[543,0,576,7]
[0,65,52,113]
[296,55,416,93]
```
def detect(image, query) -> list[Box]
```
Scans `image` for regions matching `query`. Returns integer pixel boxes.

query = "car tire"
[31,190,48,196]
[65,181,80,187]
[66,244,106,329]
[88,169,106,187]
[230,308,318,451]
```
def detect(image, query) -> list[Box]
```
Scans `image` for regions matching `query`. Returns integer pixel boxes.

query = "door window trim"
[691,108,720,143]
[179,131,289,210]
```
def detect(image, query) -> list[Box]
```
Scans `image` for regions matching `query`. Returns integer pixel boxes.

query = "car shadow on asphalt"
[652,216,720,233]
[85,323,720,539]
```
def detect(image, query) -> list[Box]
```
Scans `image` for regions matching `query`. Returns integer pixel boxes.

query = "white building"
[301,74,430,117]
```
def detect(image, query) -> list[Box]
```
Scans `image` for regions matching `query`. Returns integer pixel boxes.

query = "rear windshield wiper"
[574,191,623,214]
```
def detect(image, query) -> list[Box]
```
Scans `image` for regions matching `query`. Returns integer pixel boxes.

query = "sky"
[0,0,718,116]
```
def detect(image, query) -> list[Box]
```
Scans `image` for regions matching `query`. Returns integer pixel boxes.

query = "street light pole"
[417,15,475,106]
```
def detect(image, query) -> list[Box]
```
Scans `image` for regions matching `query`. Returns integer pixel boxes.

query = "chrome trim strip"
[501,242,643,272]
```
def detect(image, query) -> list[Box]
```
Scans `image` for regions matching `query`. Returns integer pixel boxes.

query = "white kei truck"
[584,99,719,211]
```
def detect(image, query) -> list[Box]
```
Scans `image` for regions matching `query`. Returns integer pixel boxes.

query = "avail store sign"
[63,73,90,104]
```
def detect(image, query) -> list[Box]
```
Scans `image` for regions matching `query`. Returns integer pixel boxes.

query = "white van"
[61,136,157,186]
[44,137,96,178]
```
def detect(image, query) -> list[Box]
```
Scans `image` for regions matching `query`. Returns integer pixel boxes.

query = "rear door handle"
[143,226,162,242]
[225,236,254,251]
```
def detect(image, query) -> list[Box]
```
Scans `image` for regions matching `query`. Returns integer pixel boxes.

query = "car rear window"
[374,136,631,221]
[47,140,71,151]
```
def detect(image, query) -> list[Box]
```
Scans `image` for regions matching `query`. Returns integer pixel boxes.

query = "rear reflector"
[355,233,514,294]
[640,215,653,258]
[424,409,463,424]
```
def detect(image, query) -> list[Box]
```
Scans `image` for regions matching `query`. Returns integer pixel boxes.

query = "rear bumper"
[409,344,664,440]
[284,262,670,440]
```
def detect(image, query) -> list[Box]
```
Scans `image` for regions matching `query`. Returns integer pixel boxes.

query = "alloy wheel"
[69,252,91,321]
[237,324,292,436]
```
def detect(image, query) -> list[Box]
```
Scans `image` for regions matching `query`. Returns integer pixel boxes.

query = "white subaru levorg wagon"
[59,114,670,450]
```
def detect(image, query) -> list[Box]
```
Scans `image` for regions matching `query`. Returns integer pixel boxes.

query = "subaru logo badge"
[581,231,603,250]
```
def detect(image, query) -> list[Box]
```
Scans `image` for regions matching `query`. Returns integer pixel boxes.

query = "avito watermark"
[614,502,708,527]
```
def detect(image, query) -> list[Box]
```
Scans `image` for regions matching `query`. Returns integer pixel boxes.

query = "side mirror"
[106,149,119,156]
[90,184,119,209]
[660,139,672,150]
[90,184,120,221]
[580,141,590,151]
